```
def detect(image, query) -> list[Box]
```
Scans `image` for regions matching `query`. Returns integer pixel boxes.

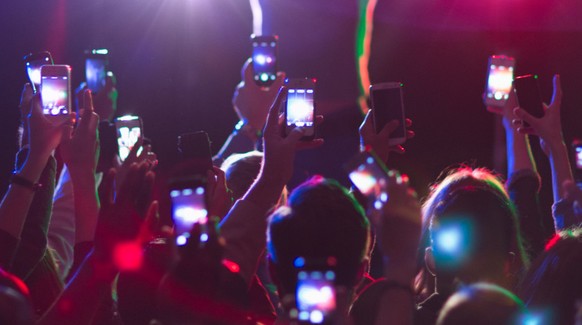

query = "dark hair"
[267,177,370,296]
[518,228,582,325]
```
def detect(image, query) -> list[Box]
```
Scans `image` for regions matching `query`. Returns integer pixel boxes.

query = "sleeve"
[218,199,270,285]
[506,169,549,260]
[47,166,76,280]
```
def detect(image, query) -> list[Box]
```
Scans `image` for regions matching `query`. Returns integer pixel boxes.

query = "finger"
[378,120,400,138]
[212,166,227,192]
[550,74,562,108]
[241,58,254,83]
[268,71,286,92]
[285,127,305,143]
[29,94,43,119]
[406,130,415,139]
[136,170,156,217]
[139,200,159,244]
[83,89,95,115]
[75,82,88,110]
[296,138,325,150]
[206,169,218,196]
[513,107,540,130]
[389,145,405,154]
[359,110,374,132]
[99,168,117,208]
[405,118,413,128]
[314,115,324,126]
[104,71,117,90]
[264,87,287,136]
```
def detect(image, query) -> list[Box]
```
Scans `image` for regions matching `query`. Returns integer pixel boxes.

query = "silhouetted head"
[437,282,525,325]
[221,151,264,201]
[519,227,582,325]
[267,176,370,306]
[422,167,528,292]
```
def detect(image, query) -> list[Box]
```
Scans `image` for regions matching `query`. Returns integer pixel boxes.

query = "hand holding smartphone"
[370,82,406,146]
[345,150,390,210]
[285,78,316,140]
[484,55,515,108]
[40,65,72,125]
[251,35,278,87]
[115,115,143,162]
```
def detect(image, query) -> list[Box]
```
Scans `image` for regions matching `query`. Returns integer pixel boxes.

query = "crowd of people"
[0,42,582,325]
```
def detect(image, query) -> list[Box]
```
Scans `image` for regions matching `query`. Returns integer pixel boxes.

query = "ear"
[425,246,436,276]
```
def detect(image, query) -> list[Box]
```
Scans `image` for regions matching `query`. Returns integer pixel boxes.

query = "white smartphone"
[295,270,336,324]
[285,78,316,140]
[370,82,406,146]
[40,65,72,125]
[345,150,390,210]
[85,48,109,93]
[484,55,515,108]
[251,35,278,87]
[115,115,142,162]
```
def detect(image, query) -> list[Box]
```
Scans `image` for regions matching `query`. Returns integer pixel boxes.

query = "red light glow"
[113,241,144,271]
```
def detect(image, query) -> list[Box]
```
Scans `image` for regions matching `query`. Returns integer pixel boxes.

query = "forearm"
[69,170,100,243]
[0,153,49,239]
[548,141,574,202]
[505,123,536,175]
[37,252,116,325]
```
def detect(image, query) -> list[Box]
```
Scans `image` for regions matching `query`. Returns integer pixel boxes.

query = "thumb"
[513,107,540,129]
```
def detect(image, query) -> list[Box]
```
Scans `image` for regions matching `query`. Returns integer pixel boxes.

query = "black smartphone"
[85,49,109,93]
[40,65,72,125]
[177,131,213,168]
[251,35,278,87]
[115,115,143,162]
[513,74,544,119]
[285,78,316,140]
[370,82,406,145]
[345,150,390,209]
[24,51,54,93]
[169,176,208,247]
[484,55,515,108]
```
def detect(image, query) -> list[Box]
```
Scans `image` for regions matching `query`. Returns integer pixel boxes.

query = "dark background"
[1,0,581,225]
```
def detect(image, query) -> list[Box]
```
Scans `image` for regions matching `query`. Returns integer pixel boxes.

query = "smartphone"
[513,74,545,119]
[177,131,213,173]
[40,65,72,124]
[169,176,208,246]
[572,140,582,188]
[24,51,54,93]
[85,49,109,93]
[285,78,316,140]
[251,35,278,87]
[115,115,143,162]
[345,151,390,209]
[370,82,406,146]
[295,270,336,324]
[484,55,515,107]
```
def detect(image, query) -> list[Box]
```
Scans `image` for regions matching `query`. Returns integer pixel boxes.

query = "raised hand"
[359,110,414,163]
[232,58,286,140]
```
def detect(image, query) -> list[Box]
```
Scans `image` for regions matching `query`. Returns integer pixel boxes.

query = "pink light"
[113,241,144,271]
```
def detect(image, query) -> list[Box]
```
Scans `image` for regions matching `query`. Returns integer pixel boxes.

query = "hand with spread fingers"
[359,110,414,163]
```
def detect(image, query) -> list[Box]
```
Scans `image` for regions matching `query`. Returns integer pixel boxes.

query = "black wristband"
[10,173,42,192]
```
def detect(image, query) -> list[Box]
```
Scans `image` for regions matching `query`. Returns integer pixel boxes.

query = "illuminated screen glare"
[576,147,582,169]
[26,56,50,89]
[252,40,276,83]
[296,271,336,324]
[287,89,314,127]
[41,76,69,116]
[86,58,107,93]
[348,157,387,199]
[170,186,207,245]
[487,65,513,101]
[117,126,141,161]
